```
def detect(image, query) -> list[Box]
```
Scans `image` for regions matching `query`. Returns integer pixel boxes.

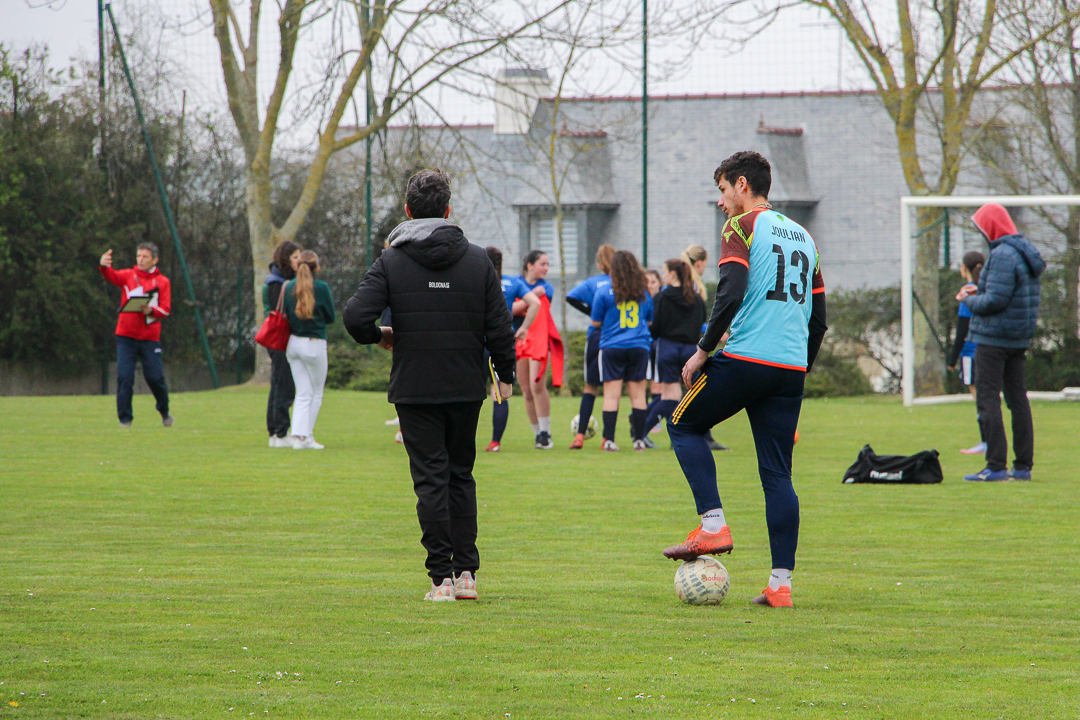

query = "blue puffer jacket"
[963,205,1045,349]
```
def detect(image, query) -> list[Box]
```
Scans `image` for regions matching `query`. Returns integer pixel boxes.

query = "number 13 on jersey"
[617,300,639,328]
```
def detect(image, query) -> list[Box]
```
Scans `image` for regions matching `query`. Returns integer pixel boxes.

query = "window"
[531,214,578,276]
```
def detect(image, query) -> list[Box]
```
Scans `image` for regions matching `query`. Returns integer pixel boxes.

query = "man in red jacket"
[99,243,173,428]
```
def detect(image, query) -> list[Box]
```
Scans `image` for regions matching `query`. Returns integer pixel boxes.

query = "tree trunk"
[914,207,944,396]
[555,208,572,397]
[247,167,280,383]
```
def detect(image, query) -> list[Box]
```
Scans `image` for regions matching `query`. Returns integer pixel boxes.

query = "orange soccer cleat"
[485,441,501,453]
[662,525,733,560]
[751,585,793,608]
[569,434,585,450]
[794,429,800,443]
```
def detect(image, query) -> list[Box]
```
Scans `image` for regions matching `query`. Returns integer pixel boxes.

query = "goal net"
[900,194,1080,406]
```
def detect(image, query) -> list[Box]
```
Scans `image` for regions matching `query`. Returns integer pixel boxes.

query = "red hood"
[972,204,1018,242]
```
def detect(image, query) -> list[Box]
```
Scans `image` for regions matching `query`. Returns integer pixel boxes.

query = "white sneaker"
[453,571,478,600]
[424,578,457,602]
[394,431,403,444]
[269,435,293,448]
[602,439,620,452]
[385,416,400,426]
[308,436,325,449]
[632,439,647,451]
[292,436,324,450]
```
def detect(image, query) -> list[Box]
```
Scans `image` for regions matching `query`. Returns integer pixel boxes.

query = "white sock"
[700,508,726,533]
[539,417,551,434]
[531,424,540,436]
[769,568,792,591]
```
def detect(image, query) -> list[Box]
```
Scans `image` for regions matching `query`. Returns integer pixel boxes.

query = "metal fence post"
[105,4,220,389]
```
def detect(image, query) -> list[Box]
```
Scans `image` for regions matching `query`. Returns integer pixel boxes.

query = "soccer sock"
[700,507,726,533]
[643,396,662,433]
[630,407,647,441]
[769,568,792,591]
[645,399,678,434]
[539,416,551,434]
[530,423,540,437]
[492,400,509,442]
[577,393,596,435]
[602,410,618,442]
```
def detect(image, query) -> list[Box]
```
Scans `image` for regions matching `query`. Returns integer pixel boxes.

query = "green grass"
[1,389,1078,719]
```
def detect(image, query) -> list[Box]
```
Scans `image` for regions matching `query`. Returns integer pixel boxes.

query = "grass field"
[1,388,1078,719]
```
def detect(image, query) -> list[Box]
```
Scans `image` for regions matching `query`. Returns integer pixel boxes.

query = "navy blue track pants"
[116,336,169,424]
[667,354,804,570]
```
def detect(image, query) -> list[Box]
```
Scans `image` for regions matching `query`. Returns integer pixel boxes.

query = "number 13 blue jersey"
[720,208,825,370]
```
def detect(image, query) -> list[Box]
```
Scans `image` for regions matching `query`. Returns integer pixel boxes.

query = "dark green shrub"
[804,348,873,398]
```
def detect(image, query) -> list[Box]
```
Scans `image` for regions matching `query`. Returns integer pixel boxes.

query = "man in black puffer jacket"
[958,203,1045,483]
[343,169,515,602]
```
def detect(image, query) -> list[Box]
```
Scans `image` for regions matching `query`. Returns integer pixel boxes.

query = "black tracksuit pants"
[266,349,295,437]
[396,401,484,584]
[974,345,1034,472]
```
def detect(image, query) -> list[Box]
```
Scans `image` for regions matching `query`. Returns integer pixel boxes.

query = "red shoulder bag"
[255,281,291,352]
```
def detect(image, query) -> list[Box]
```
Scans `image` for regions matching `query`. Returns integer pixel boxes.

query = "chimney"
[494,68,550,135]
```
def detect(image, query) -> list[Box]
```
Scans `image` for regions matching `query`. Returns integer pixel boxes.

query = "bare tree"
[207,0,572,376]
[973,0,1080,351]
[708,0,1077,394]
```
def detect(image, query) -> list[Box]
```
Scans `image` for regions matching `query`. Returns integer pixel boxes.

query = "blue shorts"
[599,346,650,383]
[960,354,974,386]
[653,338,698,384]
[584,330,601,386]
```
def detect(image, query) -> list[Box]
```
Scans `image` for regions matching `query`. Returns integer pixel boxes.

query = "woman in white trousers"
[282,250,336,449]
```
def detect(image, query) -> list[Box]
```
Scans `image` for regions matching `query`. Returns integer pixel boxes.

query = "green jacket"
[283,279,336,339]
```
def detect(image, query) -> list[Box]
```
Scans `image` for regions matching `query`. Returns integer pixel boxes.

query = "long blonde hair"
[681,245,708,301]
[293,250,319,320]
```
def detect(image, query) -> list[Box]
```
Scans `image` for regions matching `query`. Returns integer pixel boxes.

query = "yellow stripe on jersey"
[728,210,755,249]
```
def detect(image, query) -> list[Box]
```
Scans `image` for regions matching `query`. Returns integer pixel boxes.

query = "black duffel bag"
[842,444,943,484]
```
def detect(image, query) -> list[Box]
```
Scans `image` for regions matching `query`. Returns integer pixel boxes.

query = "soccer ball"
[673,556,730,606]
[570,413,597,439]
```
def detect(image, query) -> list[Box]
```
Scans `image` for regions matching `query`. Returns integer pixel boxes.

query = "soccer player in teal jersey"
[662,151,828,608]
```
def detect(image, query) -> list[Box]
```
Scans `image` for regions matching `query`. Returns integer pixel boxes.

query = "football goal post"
[900,194,1080,407]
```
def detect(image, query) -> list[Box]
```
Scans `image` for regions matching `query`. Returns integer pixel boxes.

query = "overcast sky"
[4,0,868,130]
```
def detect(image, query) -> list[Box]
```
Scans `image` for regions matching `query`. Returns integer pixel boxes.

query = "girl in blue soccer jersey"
[565,244,615,449]
[645,259,707,438]
[485,247,540,452]
[517,250,557,448]
[946,250,987,455]
[590,250,654,451]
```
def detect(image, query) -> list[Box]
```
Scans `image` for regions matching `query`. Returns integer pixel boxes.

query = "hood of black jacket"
[658,284,698,309]
[388,218,469,271]
[265,263,287,284]
[996,234,1046,279]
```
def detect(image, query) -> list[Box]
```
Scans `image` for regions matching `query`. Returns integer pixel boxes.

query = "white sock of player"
[700,508,726,533]
[530,423,540,436]
[768,568,792,591]
[539,416,551,434]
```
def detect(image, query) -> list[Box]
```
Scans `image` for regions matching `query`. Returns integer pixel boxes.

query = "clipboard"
[120,288,157,313]
[489,359,504,403]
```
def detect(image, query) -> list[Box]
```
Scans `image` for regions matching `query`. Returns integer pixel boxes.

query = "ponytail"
[681,245,708,301]
[294,250,319,320]
[665,259,698,305]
